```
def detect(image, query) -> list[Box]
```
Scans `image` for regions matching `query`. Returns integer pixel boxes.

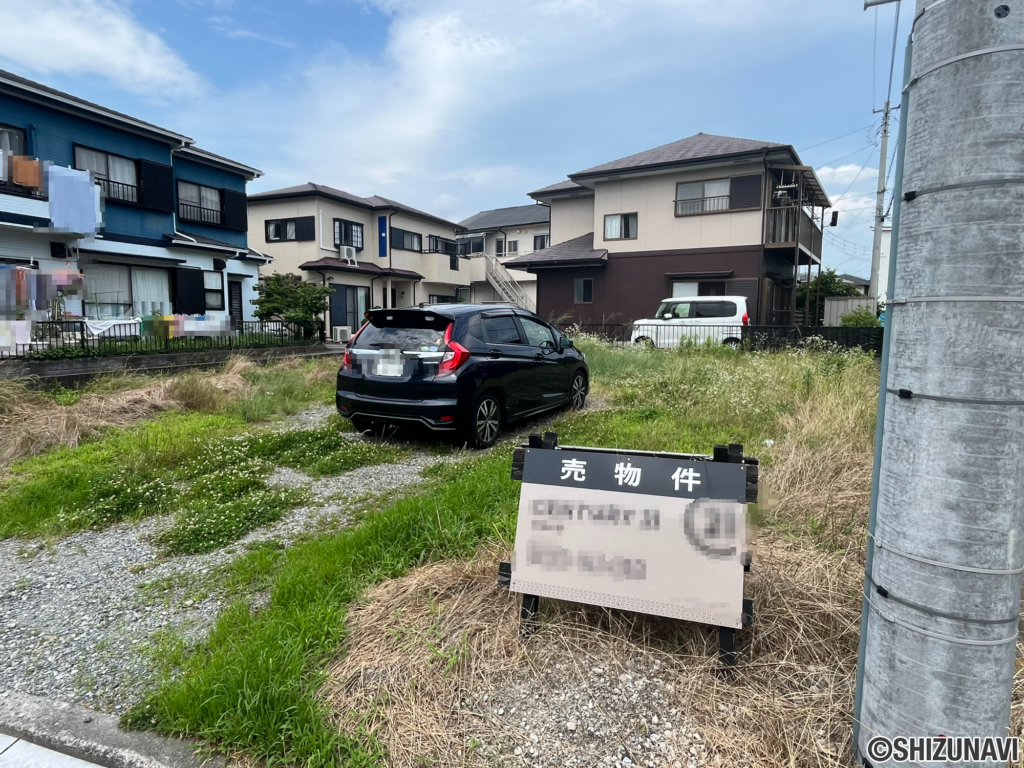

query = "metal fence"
[559,323,884,354]
[1,320,316,360]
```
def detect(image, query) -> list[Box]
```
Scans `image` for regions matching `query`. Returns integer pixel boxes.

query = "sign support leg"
[520,594,540,640]
[718,626,736,666]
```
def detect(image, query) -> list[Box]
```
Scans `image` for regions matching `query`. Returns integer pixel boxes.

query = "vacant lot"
[6,344,1015,767]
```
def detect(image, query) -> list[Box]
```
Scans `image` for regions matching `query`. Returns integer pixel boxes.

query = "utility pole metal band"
[886,388,1024,407]
[868,598,1019,645]
[872,534,1024,575]
[904,44,1024,92]
[890,296,1024,304]
[903,176,1024,200]
[868,576,1020,624]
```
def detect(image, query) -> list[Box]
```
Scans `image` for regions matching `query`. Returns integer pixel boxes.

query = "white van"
[630,296,749,348]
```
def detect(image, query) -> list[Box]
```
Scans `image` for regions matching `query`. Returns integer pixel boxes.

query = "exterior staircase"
[483,252,535,312]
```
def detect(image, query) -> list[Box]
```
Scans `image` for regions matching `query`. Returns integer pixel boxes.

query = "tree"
[839,305,881,327]
[796,268,863,324]
[252,274,333,338]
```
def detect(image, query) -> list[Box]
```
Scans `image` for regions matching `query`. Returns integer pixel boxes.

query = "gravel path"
[0,406,452,714]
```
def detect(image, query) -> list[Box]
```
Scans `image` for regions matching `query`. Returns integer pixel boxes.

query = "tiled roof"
[298,257,424,280]
[459,204,550,231]
[249,184,463,230]
[528,180,590,197]
[502,233,607,269]
[571,133,786,177]
[838,273,870,286]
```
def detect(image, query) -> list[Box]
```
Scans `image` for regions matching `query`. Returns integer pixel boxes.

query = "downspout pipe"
[851,33,911,757]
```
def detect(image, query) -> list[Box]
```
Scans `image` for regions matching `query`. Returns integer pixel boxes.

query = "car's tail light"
[438,324,469,377]
[342,346,352,371]
[742,312,749,326]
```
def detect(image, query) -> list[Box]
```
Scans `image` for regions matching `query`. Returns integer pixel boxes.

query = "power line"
[831,144,878,207]
[799,124,876,153]
[818,138,878,170]
[886,1,903,104]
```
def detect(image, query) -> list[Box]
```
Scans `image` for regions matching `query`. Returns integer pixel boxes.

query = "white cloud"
[0,0,206,99]
[818,163,878,188]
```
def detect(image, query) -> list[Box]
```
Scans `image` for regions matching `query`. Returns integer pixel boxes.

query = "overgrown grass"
[127,342,880,767]
[125,446,520,767]
[0,416,399,546]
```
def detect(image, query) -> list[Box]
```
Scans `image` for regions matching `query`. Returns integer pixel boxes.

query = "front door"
[228,281,243,328]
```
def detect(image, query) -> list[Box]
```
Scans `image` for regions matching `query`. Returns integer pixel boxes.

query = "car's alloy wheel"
[473,395,501,448]
[570,372,587,410]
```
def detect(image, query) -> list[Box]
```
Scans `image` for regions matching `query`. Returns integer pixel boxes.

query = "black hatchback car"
[336,304,588,448]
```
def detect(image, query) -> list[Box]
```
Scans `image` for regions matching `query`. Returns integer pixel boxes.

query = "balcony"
[98,178,139,204]
[675,194,730,217]
[179,201,222,226]
[765,206,822,260]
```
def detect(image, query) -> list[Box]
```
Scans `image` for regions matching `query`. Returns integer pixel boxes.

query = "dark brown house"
[504,133,830,326]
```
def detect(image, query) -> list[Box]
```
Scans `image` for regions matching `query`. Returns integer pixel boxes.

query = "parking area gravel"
[0,406,455,714]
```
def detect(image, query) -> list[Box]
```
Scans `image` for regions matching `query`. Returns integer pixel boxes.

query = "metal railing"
[0,320,316,360]
[675,195,730,217]
[557,322,884,354]
[483,252,535,312]
[98,178,139,204]
[178,202,222,225]
[765,207,822,255]
[0,177,46,199]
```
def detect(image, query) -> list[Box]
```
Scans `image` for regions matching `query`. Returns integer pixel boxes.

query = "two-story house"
[456,203,550,311]
[0,70,267,326]
[503,133,830,326]
[247,183,468,333]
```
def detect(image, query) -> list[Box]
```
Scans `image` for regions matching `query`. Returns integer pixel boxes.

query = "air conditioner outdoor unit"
[332,326,352,343]
[339,245,357,264]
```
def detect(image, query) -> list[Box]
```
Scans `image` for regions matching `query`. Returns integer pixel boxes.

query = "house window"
[496,239,504,256]
[533,234,549,250]
[675,179,731,216]
[603,213,637,240]
[391,227,422,252]
[333,219,364,249]
[429,294,457,303]
[0,125,26,185]
[574,278,593,304]
[506,240,519,255]
[267,219,297,241]
[204,271,224,311]
[74,145,138,203]
[450,254,460,271]
[178,181,222,225]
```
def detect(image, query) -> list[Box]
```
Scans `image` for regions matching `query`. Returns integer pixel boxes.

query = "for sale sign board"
[509,447,750,629]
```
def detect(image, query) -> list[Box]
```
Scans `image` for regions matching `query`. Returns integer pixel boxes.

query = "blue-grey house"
[0,69,269,325]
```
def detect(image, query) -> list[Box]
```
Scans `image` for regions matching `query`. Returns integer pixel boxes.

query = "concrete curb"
[0,691,223,768]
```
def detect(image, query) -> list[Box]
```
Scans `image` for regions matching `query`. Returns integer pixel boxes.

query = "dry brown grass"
[0,355,327,470]
[321,359,881,768]
[324,538,864,768]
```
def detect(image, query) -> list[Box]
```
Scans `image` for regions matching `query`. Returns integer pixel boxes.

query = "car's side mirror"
[663,313,673,319]
[559,336,572,350]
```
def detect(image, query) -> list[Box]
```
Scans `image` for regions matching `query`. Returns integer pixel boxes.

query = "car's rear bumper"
[336,389,459,431]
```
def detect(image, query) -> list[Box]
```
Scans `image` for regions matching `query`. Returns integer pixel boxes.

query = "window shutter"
[222,189,248,231]
[138,160,174,212]
[294,216,316,241]
[729,175,762,210]
[174,268,205,315]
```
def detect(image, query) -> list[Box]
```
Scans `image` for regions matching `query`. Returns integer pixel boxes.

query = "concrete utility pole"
[855,1,1024,764]
[868,101,892,300]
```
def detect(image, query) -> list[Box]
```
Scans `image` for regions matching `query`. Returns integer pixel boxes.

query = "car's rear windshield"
[352,312,449,352]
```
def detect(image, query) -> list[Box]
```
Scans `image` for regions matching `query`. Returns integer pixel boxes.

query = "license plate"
[375,361,404,377]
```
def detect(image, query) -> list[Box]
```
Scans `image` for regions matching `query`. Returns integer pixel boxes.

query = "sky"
[0,0,915,279]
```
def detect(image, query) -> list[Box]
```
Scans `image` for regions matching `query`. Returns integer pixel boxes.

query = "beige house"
[247,183,468,334]
[504,133,830,326]
[456,204,550,312]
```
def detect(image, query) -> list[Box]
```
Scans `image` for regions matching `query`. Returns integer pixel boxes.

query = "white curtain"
[108,155,136,185]
[200,186,220,210]
[286,220,296,239]
[82,264,130,318]
[178,181,200,204]
[704,178,730,212]
[672,281,699,297]
[74,147,108,178]
[604,215,621,239]
[131,267,170,316]
[0,131,10,182]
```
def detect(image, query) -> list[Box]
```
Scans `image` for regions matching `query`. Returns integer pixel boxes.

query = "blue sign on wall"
[378,215,387,258]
